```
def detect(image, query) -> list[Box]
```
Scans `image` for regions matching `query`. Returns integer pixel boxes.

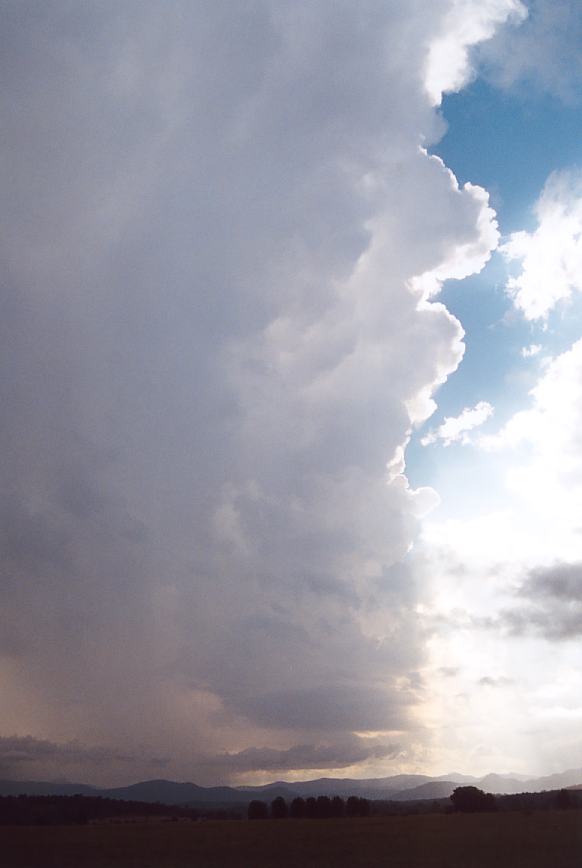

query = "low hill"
[526,769,582,792]
[390,781,459,801]
[1,767,580,804]
[477,774,526,795]
[236,773,475,801]
[101,779,245,805]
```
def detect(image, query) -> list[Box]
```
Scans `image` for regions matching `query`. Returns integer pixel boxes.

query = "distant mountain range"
[2,767,581,805]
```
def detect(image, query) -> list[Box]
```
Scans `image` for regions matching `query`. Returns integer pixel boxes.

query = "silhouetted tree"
[315,795,332,818]
[270,796,288,819]
[305,796,317,819]
[359,797,370,817]
[331,795,345,817]
[346,795,360,817]
[345,795,371,817]
[248,800,268,820]
[290,797,306,818]
[451,787,497,813]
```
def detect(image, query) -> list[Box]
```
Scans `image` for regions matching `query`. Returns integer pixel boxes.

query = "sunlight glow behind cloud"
[421,292,582,775]
[502,169,582,319]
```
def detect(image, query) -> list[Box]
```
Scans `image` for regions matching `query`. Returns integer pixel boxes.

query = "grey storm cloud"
[521,562,582,601]
[438,666,460,678]
[501,608,582,641]
[205,736,399,775]
[0,0,503,785]
[477,676,514,688]
[0,736,165,780]
[233,684,412,733]
[498,562,582,640]
[457,562,582,643]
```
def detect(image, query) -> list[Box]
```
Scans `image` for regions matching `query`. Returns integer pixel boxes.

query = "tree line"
[248,795,370,820]
[449,786,581,814]
[0,795,235,825]
[0,786,578,826]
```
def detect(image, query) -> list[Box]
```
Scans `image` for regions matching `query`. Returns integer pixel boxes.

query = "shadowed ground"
[2,811,581,867]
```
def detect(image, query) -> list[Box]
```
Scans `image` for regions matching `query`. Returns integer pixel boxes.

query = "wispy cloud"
[421,401,494,446]
[477,0,582,102]
[521,343,542,358]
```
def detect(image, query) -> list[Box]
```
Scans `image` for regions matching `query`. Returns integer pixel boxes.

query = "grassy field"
[2,811,581,868]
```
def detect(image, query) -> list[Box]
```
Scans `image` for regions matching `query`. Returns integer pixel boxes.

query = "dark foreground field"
[2,811,581,868]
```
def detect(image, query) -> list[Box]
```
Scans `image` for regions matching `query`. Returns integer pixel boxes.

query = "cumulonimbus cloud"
[0,1,513,785]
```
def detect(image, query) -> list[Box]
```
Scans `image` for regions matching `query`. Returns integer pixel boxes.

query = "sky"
[1,0,581,787]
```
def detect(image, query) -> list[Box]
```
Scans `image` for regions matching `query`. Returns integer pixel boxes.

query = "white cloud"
[501,169,582,320]
[421,401,494,446]
[482,338,582,468]
[521,343,542,357]
[424,0,527,105]
[409,169,499,298]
